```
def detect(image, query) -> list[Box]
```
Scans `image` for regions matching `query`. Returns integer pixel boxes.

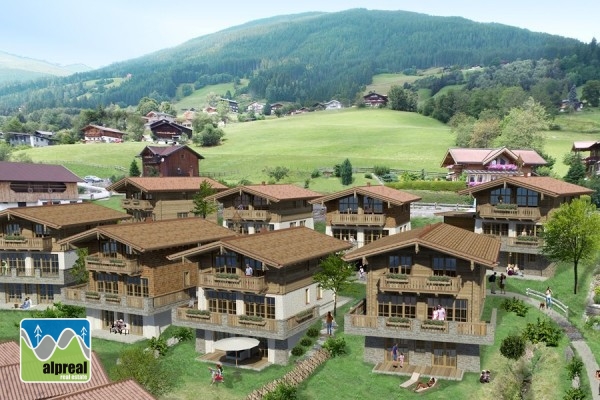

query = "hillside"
[0,8,584,114]
[0,51,92,83]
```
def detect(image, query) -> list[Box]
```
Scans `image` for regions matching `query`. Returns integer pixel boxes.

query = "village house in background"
[310,184,421,248]
[363,92,388,107]
[144,111,175,125]
[108,176,227,222]
[81,124,126,143]
[169,227,351,366]
[149,119,193,143]
[206,183,322,234]
[247,102,265,114]
[343,223,500,379]
[0,162,82,211]
[0,203,130,308]
[220,98,239,113]
[572,140,600,177]
[442,176,594,277]
[138,144,204,177]
[60,218,235,338]
[5,130,56,147]
[441,147,547,185]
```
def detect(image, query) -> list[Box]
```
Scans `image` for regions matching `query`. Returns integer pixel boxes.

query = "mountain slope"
[0,51,92,83]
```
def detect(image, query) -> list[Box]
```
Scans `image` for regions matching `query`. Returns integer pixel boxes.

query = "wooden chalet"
[138,144,204,177]
[343,223,501,379]
[309,184,422,248]
[108,176,228,222]
[168,227,352,365]
[363,92,388,107]
[149,119,192,143]
[0,203,130,308]
[59,218,236,339]
[572,141,600,177]
[206,183,322,234]
[81,124,126,143]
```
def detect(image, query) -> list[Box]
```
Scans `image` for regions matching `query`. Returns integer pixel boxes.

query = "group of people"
[111,319,126,334]
[488,271,507,294]
[479,370,491,383]
[432,304,446,320]
[506,264,521,276]
[391,343,404,368]
[208,364,224,385]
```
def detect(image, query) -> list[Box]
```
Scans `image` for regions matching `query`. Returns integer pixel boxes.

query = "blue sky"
[0,0,597,68]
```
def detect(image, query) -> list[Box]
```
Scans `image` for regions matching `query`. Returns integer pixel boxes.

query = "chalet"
[0,203,130,308]
[572,141,600,177]
[149,119,192,143]
[59,218,236,339]
[206,183,322,234]
[168,227,352,366]
[145,111,175,124]
[108,176,228,222]
[309,184,422,248]
[343,223,501,378]
[6,131,55,147]
[363,92,388,107]
[441,147,547,184]
[179,109,197,128]
[247,102,265,114]
[220,98,239,113]
[270,103,284,114]
[451,176,594,276]
[137,144,204,178]
[0,161,82,211]
[324,100,342,110]
[81,124,126,143]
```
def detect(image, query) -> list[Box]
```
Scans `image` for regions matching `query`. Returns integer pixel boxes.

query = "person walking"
[326,311,334,336]
[391,343,399,368]
[545,286,553,309]
[499,272,506,294]
[488,272,497,294]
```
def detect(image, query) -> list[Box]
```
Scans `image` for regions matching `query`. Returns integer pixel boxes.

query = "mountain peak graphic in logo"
[20,318,91,383]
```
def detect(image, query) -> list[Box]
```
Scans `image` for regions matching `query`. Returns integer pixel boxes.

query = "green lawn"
[173,82,241,112]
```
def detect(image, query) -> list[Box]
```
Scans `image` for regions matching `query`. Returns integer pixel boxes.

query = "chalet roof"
[0,203,130,229]
[107,177,227,193]
[572,141,600,151]
[309,185,421,205]
[458,176,594,197]
[148,119,193,134]
[206,184,323,203]
[440,147,547,167]
[0,161,81,183]
[363,92,388,99]
[168,226,351,267]
[58,218,236,253]
[51,379,155,400]
[81,124,126,135]
[138,144,204,159]
[0,342,112,400]
[343,223,500,268]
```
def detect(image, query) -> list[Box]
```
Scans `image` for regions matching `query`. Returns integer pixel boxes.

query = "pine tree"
[564,154,586,184]
[129,159,141,177]
[340,159,353,185]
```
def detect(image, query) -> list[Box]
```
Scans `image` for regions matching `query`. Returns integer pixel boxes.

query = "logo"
[20,318,91,383]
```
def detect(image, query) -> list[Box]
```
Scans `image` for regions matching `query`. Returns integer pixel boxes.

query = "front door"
[128,314,143,335]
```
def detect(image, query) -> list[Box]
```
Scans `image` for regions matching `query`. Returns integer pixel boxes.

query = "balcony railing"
[344,300,495,345]
[0,236,53,251]
[198,273,267,293]
[121,199,153,210]
[478,204,541,220]
[85,256,142,275]
[222,208,271,221]
[330,213,386,226]
[379,274,462,295]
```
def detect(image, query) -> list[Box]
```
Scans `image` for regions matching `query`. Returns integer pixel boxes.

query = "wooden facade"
[572,141,600,177]
[149,120,192,142]
[138,144,203,177]
[81,125,125,142]
[363,92,388,107]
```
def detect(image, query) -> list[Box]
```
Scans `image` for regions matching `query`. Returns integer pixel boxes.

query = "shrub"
[501,297,529,317]
[381,173,398,182]
[386,180,467,191]
[306,327,320,337]
[372,165,391,176]
[566,356,584,380]
[172,327,194,342]
[364,173,372,179]
[563,388,586,400]
[500,334,526,360]
[594,286,600,296]
[148,336,168,356]
[291,345,305,356]
[263,382,298,400]
[111,346,175,397]
[311,169,321,178]
[594,293,600,304]
[323,337,347,357]
[522,317,562,347]
[300,337,313,347]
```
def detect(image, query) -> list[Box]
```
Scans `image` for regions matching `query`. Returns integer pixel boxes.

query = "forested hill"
[0,8,586,113]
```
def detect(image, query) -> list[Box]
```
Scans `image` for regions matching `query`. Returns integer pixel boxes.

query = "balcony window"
[207,290,237,314]
[101,240,118,258]
[244,295,275,319]
[364,197,383,214]
[96,272,119,294]
[432,257,457,277]
[34,224,51,237]
[5,223,21,236]
[490,188,511,205]
[339,196,358,214]
[33,254,59,275]
[253,196,268,209]
[427,298,468,321]
[377,293,416,318]
[516,188,538,207]
[389,255,412,274]
[234,194,251,209]
[483,222,509,236]
[215,252,237,274]
[5,253,25,269]
[126,276,148,297]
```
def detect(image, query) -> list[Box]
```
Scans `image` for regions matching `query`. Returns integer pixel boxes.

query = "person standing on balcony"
[1,259,7,275]
[245,263,253,276]
[437,305,446,321]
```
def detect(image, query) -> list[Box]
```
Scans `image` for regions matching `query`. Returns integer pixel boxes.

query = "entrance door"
[128,314,143,335]
[432,342,456,367]
[102,310,115,330]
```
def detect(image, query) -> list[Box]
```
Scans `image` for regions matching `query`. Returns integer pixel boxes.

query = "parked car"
[84,175,102,183]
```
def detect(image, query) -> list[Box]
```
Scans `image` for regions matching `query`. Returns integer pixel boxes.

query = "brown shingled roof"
[0,342,111,400]
[458,176,594,197]
[440,147,547,168]
[206,184,323,202]
[50,379,155,400]
[139,144,203,159]
[343,223,500,268]
[168,227,351,267]
[107,176,227,192]
[0,161,82,183]
[59,218,236,252]
[0,203,130,229]
[309,185,421,205]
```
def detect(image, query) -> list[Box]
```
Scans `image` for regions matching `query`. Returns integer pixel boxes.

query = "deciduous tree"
[313,254,354,316]
[581,80,600,107]
[496,97,549,153]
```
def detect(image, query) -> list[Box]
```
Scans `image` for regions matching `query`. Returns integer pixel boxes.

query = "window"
[482,222,508,236]
[96,272,119,294]
[215,252,237,273]
[126,276,148,297]
[234,194,251,209]
[290,222,297,228]
[339,196,358,213]
[490,188,511,205]
[101,240,118,258]
[5,223,21,236]
[6,283,23,302]
[177,212,189,218]
[39,285,55,303]
[5,253,25,270]
[34,224,51,237]
[332,228,356,242]
[299,220,306,227]
[516,188,538,207]
[244,295,275,319]
[317,285,323,300]
[427,297,468,321]
[207,290,237,314]
[528,254,537,262]
[377,293,416,318]
[389,255,412,274]
[364,197,383,214]
[33,254,59,276]
[364,229,388,245]
[432,257,457,277]
[253,196,268,208]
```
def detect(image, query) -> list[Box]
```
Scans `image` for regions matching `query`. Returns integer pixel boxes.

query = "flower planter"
[386,278,409,284]
[105,297,121,303]
[427,280,451,285]
[85,295,100,300]
[295,314,313,323]
[239,319,267,326]
[187,313,211,319]
[386,321,411,328]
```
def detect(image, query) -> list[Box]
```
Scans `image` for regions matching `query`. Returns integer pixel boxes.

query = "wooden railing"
[62,286,189,311]
[223,208,271,221]
[175,307,223,324]
[330,213,386,226]
[121,199,153,210]
[151,289,190,308]
[379,274,462,295]
[478,204,541,220]
[198,273,267,293]
[85,256,142,275]
[229,314,278,331]
[0,236,52,251]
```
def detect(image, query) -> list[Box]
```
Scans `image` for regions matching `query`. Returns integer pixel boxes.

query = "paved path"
[493,290,599,399]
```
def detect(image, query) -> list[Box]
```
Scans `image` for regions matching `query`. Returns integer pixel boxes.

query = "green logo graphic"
[20,318,91,383]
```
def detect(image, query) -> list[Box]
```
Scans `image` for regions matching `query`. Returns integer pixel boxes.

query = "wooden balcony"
[344,300,495,345]
[223,208,271,221]
[330,213,386,226]
[85,256,142,275]
[121,199,153,211]
[198,273,267,293]
[379,274,462,295]
[478,204,541,220]
[498,236,544,254]
[0,236,52,251]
